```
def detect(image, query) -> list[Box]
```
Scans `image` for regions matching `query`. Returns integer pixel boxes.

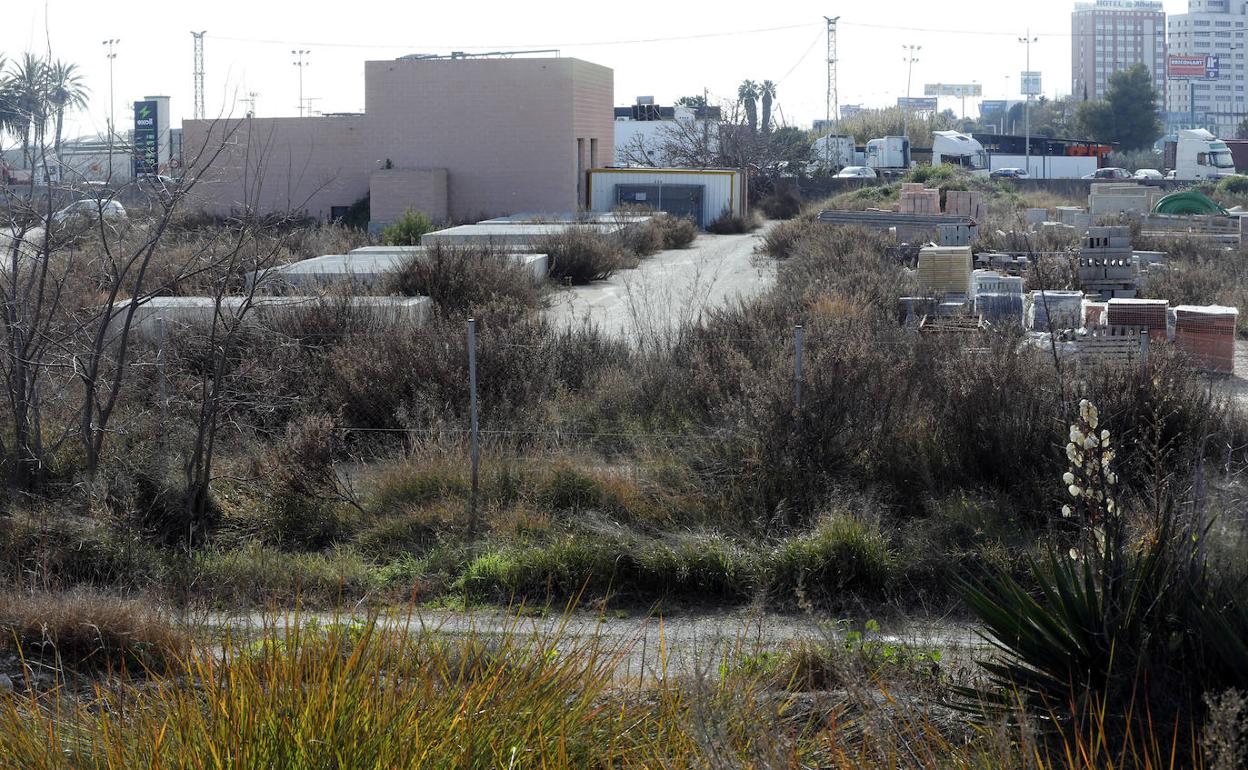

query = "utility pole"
[902,44,921,141]
[191,31,207,121]
[1019,31,1038,176]
[292,49,310,117]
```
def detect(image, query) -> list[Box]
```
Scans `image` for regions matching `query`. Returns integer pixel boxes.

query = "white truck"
[931,130,990,174]
[865,136,911,175]
[812,134,862,170]
[864,131,990,176]
[1164,129,1237,181]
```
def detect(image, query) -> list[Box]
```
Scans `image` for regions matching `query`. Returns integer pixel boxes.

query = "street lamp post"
[292,50,310,117]
[1019,31,1038,176]
[902,44,921,141]
[103,39,120,138]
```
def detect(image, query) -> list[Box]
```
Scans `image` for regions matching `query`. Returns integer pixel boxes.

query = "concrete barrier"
[250,247,549,292]
[108,295,432,341]
[421,222,630,249]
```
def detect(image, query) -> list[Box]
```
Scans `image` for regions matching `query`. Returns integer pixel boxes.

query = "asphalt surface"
[545,226,778,343]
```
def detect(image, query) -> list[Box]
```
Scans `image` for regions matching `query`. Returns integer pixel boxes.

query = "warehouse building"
[585,168,747,228]
[183,56,613,227]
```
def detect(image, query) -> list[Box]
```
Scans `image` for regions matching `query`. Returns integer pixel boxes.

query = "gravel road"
[545,227,778,343]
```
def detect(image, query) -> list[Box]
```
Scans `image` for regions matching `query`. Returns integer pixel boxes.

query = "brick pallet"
[1106,299,1168,341]
[1031,291,1084,332]
[1174,305,1238,374]
[1077,326,1147,369]
[917,245,973,297]
[944,190,987,222]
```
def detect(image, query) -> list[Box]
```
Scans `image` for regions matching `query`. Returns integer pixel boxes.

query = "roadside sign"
[133,100,159,177]
[1020,72,1042,97]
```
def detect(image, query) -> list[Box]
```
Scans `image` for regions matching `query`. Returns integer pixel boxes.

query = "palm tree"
[0,55,21,148]
[47,60,89,162]
[10,54,48,169]
[738,80,758,134]
[759,80,777,134]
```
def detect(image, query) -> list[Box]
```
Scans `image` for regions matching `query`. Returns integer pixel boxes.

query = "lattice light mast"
[191,31,206,120]
[825,16,840,131]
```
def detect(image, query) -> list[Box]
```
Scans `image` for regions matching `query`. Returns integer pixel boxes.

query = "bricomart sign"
[1168,55,1219,80]
[133,99,159,176]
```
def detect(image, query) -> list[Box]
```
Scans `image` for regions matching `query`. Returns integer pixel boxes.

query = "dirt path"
[207,607,986,681]
[545,226,778,343]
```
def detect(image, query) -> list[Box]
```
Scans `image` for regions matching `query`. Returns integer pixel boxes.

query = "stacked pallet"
[945,191,987,222]
[919,315,986,334]
[1078,226,1136,300]
[899,183,941,215]
[1174,305,1238,374]
[1089,183,1156,218]
[1031,291,1084,332]
[1077,326,1146,369]
[1107,298,1168,341]
[917,245,973,297]
[973,270,1025,325]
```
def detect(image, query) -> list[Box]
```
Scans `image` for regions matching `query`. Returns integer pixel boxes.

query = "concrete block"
[108,295,433,341]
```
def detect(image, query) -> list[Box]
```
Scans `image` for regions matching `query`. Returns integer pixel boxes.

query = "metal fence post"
[157,317,168,445]
[794,325,804,412]
[467,318,480,535]
[1139,325,1149,369]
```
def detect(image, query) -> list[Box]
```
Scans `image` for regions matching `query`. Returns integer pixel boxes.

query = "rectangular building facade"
[1072,0,1167,106]
[182,57,613,226]
[1166,0,1248,136]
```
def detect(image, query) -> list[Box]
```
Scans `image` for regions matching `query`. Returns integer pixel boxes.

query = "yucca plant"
[958,400,1225,754]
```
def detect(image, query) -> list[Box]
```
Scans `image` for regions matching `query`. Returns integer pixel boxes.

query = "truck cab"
[1171,129,1237,181]
[866,136,911,173]
[931,130,990,174]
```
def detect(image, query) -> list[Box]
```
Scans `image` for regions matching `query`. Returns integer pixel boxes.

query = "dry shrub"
[539,228,631,283]
[615,218,665,257]
[706,210,760,235]
[0,590,190,674]
[382,243,545,316]
[760,218,823,259]
[654,214,698,249]
[759,190,802,220]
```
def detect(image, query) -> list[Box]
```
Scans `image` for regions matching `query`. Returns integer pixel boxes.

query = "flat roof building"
[183,56,613,227]
[1071,0,1167,107]
[1165,0,1248,135]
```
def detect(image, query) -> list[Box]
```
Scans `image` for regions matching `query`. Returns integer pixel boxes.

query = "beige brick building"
[182,57,613,227]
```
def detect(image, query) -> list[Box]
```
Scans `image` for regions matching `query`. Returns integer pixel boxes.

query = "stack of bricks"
[1106,298,1169,341]
[899,183,942,215]
[1174,305,1238,374]
[944,190,987,222]
[917,245,973,298]
[1031,290,1085,332]
[1078,226,1136,300]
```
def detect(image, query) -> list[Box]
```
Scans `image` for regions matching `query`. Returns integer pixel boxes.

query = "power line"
[209,22,822,52]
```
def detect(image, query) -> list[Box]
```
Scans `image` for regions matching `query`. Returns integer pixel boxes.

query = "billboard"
[924,83,983,98]
[980,100,1009,116]
[897,97,938,111]
[1168,54,1220,80]
[132,99,159,177]
[1020,71,1043,96]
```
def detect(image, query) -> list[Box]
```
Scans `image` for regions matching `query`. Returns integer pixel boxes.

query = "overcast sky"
[1,0,1192,139]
